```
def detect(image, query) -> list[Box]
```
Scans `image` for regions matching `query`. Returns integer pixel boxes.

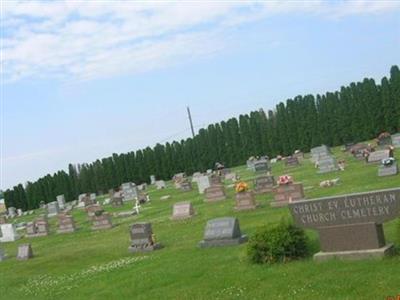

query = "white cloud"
[1,0,399,83]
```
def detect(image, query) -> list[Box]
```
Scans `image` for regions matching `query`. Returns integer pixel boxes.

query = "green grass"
[1,145,399,300]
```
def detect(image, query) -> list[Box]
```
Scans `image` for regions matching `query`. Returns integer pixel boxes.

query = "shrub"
[247,219,309,264]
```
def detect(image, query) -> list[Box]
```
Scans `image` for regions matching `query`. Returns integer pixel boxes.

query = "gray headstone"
[8,207,16,217]
[56,195,66,210]
[197,175,211,194]
[310,145,331,162]
[128,223,161,253]
[285,156,300,167]
[368,150,390,164]
[392,133,400,148]
[0,248,6,261]
[0,224,20,242]
[121,183,138,202]
[155,180,166,190]
[289,188,400,261]
[150,175,156,185]
[199,217,247,248]
[180,181,192,192]
[378,162,398,177]
[252,159,271,173]
[172,202,195,220]
[318,155,339,173]
[91,212,112,230]
[17,244,33,260]
[47,201,60,217]
[254,175,275,194]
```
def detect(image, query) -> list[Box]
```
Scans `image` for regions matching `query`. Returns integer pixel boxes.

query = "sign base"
[314,243,394,261]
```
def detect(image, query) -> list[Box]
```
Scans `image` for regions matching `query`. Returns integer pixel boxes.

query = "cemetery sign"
[289,188,400,260]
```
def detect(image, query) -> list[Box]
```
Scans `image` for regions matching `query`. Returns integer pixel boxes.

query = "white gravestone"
[0,224,20,242]
[56,194,66,210]
[197,175,211,194]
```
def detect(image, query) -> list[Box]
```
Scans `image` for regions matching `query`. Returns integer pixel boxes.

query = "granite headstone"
[199,217,247,248]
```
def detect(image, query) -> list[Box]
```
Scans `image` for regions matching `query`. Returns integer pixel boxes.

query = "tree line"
[4,66,400,211]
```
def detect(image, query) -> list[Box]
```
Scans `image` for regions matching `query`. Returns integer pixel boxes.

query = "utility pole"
[187,106,195,138]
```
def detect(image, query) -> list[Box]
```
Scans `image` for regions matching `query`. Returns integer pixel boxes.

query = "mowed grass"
[1,145,400,300]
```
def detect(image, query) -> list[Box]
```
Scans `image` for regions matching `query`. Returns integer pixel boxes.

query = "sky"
[1,0,400,190]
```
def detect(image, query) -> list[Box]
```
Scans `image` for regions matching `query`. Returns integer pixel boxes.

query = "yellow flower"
[235,182,248,193]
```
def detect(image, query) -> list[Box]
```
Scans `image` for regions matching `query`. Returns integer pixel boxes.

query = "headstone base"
[92,223,113,230]
[26,232,48,238]
[198,235,248,248]
[57,227,75,234]
[270,200,290,207]
[314,243,394,261]
[171,214,195,221]
[128,243,162,253]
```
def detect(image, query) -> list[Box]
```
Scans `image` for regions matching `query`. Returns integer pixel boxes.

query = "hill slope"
[0,145,399,300]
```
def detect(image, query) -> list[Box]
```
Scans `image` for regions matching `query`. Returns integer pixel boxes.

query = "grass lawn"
[0,145,399,300]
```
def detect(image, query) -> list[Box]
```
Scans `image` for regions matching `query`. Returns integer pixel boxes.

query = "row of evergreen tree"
[4,66,400,211]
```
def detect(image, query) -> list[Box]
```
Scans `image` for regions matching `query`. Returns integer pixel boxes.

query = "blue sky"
[2,1,400,189]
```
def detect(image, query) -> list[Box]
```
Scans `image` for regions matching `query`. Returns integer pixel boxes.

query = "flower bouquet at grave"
[235,182,249,193]
[277,175,293,185]
[382,157,395,166]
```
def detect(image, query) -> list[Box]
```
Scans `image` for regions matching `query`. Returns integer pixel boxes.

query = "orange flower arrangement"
[235,182,249,193]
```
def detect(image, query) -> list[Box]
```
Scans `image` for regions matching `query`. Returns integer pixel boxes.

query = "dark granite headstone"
[204,185,226,202]
[289,188,400,261]
[234,192,257,211]
[285,156,300,167]
[271,183,304,207]
[350,143,368,160]
[17,244,33,260]
[180,181,193,192]
[199,217,247,248]
[254,175,275,194]
[128,223,161,253]
[253,160,271,173]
